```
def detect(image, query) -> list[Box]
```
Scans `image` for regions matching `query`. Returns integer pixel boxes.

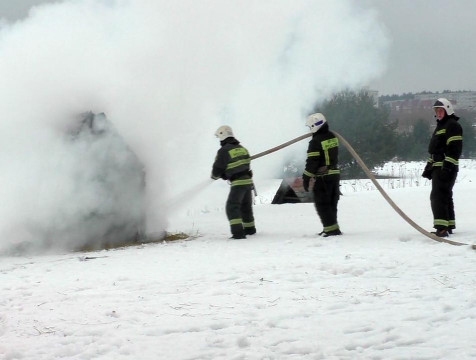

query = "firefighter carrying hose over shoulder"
[302,113,342,237]
[211,125,256,239]
[422,98,463,237]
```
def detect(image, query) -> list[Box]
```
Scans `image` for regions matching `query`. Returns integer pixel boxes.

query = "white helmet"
[215,125,234,141]
[432,98,455,116]
[306,113,327,133]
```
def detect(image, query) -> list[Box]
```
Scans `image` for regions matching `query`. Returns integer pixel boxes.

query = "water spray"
[163,179,214,213]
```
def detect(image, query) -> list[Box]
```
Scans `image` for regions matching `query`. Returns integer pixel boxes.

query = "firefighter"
[421,98,463,237]
[302,113,342,237]
[211,125,256,239]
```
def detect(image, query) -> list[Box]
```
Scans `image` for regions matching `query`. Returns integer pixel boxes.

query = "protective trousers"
[313,174,340,232]
[226,184,255,237]
[430,167,457,230]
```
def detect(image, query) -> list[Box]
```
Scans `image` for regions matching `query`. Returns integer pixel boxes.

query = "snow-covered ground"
[2,161,476,360]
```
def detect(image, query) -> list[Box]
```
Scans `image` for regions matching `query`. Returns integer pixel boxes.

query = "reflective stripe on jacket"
[212,137,252,184]
[428,115,463,171]
[304,124,340,177]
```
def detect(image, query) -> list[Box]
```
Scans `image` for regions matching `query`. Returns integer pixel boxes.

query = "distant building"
[383,91,476,113]
[381,91,476,134]
[415,91,476,111]
[383,98,434,113]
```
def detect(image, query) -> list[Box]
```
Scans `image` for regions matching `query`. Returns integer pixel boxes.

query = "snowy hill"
[1,161,476,359]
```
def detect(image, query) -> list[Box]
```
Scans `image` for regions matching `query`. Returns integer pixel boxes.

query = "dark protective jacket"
[427,114,463,172]
[211,137,252,184]
[303,123,340,177]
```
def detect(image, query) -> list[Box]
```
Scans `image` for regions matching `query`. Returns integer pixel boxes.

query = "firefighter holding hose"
[211,125,256,239]
[302,113,342,237]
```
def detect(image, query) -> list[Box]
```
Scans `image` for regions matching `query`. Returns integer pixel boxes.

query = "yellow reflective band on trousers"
[432,162,443,167]
[228,147,249,159]
[324,224,339,232]
[447,136,462,145]
[229,218,243,226]
[226,158,251,170]
[434,219,449,227]
[307,151,320,157]
[449,220,455,226]
[243,221,255,228]
[445,156,458,165]
[303,170,315,177]
[231,179,253,186]
[435,129,446,135]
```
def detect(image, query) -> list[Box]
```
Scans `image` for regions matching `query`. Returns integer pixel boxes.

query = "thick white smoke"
[0,0,388,254]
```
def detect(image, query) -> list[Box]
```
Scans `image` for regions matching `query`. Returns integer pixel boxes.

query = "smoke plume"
[0,0,388,254]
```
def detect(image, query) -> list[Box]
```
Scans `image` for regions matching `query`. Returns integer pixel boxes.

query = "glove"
[439,168,451,182]
[211,172,225,180]
[421,162,433,180]
[422,169,432,180]
[302,174,310,192]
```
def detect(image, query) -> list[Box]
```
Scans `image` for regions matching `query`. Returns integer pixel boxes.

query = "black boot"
[244,227,256,235]
[432,228,449,237]
[230,233,246,239]
[230,224,246,239]
[322,229,342,237]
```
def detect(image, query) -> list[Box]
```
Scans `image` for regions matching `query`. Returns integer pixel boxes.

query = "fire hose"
[251,131,475,249]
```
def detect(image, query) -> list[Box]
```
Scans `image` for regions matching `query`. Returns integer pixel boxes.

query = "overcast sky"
[363,0,476,95]
[1,0,475,95]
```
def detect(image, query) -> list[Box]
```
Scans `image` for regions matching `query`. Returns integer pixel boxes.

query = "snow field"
[1,161,476,359]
